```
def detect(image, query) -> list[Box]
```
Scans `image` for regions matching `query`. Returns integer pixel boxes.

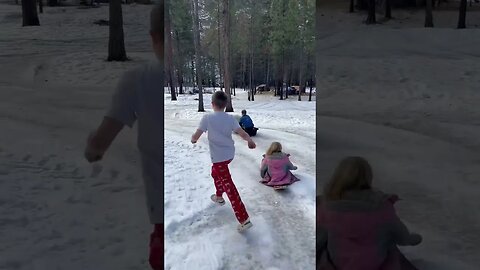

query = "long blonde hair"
[323,157,373,201]
[266,142,282,155]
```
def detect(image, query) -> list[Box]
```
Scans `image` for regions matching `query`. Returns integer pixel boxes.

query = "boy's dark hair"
[212,91,228,109]
[241,109,247,115]
[150,1,164,36]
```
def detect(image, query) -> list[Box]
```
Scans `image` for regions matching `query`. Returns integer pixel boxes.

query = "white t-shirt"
[198,112,241,163]
[106,61,163,224]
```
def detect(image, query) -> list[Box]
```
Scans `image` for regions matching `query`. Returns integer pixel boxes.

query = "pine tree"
[192,0,204,112]
[165,0,177,100]
[222,0,234,111]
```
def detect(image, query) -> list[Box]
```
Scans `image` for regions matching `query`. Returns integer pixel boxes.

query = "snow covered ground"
[164,91,316,270]
[317,4,480,270]
[0,3,157,270]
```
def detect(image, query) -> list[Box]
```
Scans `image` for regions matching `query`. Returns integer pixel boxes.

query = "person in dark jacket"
[239,109,258,136]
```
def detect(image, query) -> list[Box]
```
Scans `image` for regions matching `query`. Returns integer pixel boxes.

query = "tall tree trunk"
[108,0,127,61]
[366,0,376,24]
[178,71,183,94]
[285,64,290,99]
[308,78,313,102]
[21,0,40,26]
[211,63,216,89]
[425,0,434,27]
[250,72,255,99]
[280,0,287,100]
[192,0,204,111]
[280,68,287,100]
[273,79,282,99]
[38,0,43,14]
[191,60,195,91]
[217,0,223,91]
[299,0,308,101]
[165,0,176,101]
[230,12,236,95]
[174,30,184,95]
[222,0,234,111]
[349,0,354,12]
[265,56,270,91]
[385,0,391,19]
[457,0,467,29]
[281,82,285,100]
[242,52,247,91]
[298,51,304,101]
[249,3,254,102]
[279,59,284,100]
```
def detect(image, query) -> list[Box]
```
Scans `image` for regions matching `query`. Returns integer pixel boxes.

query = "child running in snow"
[317,157,422,270]
[260,142,300,189]
[191,91,256,232]
[84,4,164,270]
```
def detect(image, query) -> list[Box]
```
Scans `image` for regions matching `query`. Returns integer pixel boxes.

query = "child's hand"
[248,140,256,149]
[409,233,423,246]
[191,130,203,144]
[387,194,400,204]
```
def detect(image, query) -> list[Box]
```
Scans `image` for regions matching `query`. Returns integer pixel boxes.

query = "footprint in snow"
[90,164,103,178]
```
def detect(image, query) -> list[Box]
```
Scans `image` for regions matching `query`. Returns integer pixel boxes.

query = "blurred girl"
[317,157,421,270]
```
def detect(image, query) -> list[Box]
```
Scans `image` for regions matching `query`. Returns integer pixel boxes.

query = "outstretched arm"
[260,156,268,178]
[191,129,204,144]
[286,155,298,170]
[86,69,138,163]
[85,117,124,162]
[234,127,256,149]
[389,204,422,246]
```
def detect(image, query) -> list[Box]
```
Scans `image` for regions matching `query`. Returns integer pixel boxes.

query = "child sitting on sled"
[239,109,258,137]
[260,142,299,189]
[317,157,422,270]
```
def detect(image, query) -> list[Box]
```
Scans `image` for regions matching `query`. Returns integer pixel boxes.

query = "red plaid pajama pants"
[211,160,249,224]
[149,223,163,270]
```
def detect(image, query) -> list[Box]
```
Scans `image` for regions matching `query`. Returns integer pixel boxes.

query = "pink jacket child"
[260,142,300,187]
[317,157,421,270]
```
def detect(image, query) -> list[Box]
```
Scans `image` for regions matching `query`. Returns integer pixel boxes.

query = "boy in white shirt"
[191,91,256,232]
[84,3,164,269]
